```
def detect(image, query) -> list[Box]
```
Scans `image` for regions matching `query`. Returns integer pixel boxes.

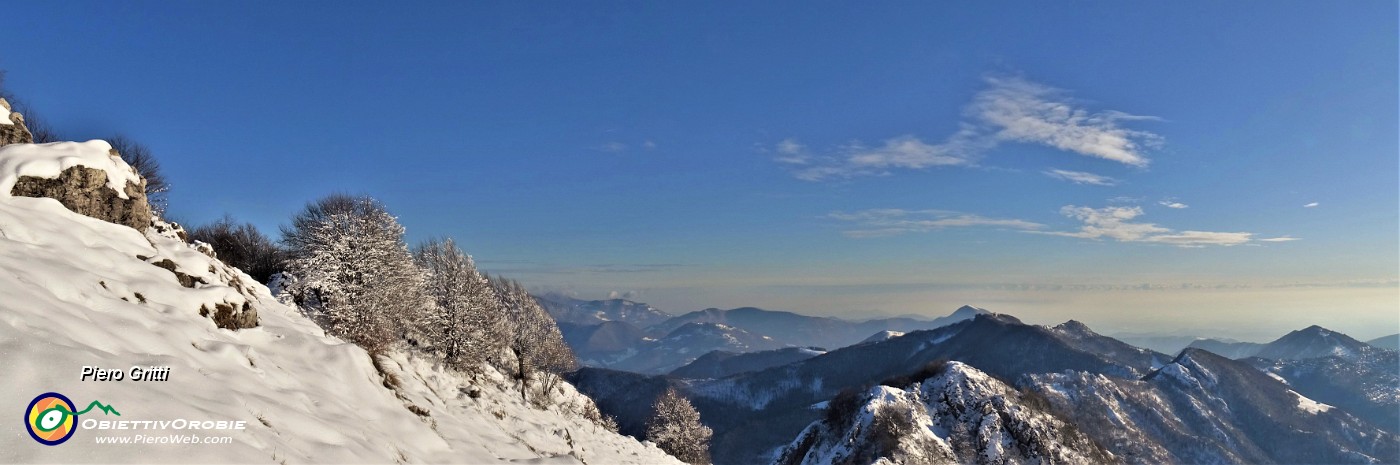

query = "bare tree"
[646,387,713,464]
[106,134,169,214]
[414,238,508,372]
[20,106,60,143]
[490,276,576,404]
[189,215,287,283]
[281,194,429,352]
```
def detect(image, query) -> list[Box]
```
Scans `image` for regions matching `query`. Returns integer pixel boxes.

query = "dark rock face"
[0,98,34,146]
[199,300,258,330]
[10,163,153,232]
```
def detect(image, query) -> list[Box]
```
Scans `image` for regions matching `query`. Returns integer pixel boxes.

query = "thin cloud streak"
[828,208,1044,238]
[777,75,1163,181]
[1044,169,1120,186]
[1035,205,1293,247]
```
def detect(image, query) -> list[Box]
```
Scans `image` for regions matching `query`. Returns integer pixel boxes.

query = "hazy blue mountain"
[1187,337,1264,359]
[1254,325,1373,361]
[604,322,788,374]
[557,320,650,366]
[650,305,989,350]
[536,295,672,328]
[669,347,826,379]
[1367,333,1400,351]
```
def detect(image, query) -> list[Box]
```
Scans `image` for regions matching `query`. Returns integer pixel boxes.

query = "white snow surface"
[0,188,678,464]
[1292,391,1334,414]
[861,330,905,344]
[0,141,145,199]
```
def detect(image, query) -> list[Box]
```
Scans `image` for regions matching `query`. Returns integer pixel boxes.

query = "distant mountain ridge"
[554,303,991,375]
[652,304,991,350]
[1366,333,1399,351]
[669,347,826,379]
[536,295,672,328]
[1254,325,1373,361]
[1187,338,1264,358]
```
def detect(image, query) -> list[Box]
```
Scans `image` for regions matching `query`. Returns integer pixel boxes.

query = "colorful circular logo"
[25,392,77,446]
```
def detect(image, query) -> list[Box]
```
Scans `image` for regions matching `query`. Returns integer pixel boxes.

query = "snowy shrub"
[646,388,713,465]
[280,194,429,352]
[190,215,287,283]
[413,238,507,373]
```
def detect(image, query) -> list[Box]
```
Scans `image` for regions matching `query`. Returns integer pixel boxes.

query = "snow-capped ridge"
[860,330,905,344]
[777,361,1112,465]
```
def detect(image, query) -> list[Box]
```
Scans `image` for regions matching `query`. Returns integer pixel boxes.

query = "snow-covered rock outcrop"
[777,361,1113,465]
[0,98,33,145]
[1,139,152,231]
[0,142,680,464]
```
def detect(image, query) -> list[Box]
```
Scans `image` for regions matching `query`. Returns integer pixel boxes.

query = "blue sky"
[5,1,1396,339]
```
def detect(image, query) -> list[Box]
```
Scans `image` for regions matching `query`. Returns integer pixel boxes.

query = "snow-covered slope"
[0,142,679,464]
[777,362,1112,465]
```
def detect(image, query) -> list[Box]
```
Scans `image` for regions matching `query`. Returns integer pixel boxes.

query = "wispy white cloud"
[828,208,1043,238]
[1158,199,1189,209]
[597,141,628,153]
[972,76,1161,167]
[1044,169,1120,186]
[1036,205,1288,247]
[777,138,804,155]
[642,140,657,150]
[774,138,810,165]
[1258,236,1301,242]
[788,131,983,181]
[1303,202,1319,208]
[776,75,1162,181]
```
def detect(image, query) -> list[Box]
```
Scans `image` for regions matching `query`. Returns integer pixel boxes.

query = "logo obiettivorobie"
[24,392,120,446]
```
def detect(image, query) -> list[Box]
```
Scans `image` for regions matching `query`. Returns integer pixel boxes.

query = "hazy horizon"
[5,2,1395,342]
